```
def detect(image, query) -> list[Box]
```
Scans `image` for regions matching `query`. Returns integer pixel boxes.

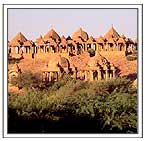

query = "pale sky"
[8,8,137,41]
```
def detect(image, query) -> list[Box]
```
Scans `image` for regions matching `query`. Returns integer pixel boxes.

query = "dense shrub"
[126,51,137,61]
[126,55,137,61]
[88,48,95,57]
[8,76,137,133]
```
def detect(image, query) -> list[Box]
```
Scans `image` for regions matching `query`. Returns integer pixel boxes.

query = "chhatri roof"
[107,37,115,44]
[117,37,126,44]
[67,39,77,46]
[60,36,67,46]
[10,32,27,46]
[104,25,120,40]
[96,36,105,44]
[10,41,20,47]
[121,34,127,39]
[48,38,57,46]
[72,27,89,41]
[43,28,60,41]
[88,53,109,68]
[61,35,66,40]
[73,37,85,44]
[23,40,33,46]
[86,36,96,44]
[36,35,45,46]
[69,52,112,71]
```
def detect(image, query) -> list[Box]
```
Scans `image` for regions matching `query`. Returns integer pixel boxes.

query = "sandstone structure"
[8,25,137,82]
[42,53,116,82]
[8,26,137,56]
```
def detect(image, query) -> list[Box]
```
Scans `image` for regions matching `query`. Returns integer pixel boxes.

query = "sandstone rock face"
[8,64,21,82]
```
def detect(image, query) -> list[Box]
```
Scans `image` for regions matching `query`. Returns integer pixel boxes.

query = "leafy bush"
[126,56,137,61]
[8,77,137,133]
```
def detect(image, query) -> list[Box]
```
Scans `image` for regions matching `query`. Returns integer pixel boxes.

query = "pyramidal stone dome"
[72,27,89,41]
[104,26,120,40]
[43,28,60,41]
[10,32,27,46]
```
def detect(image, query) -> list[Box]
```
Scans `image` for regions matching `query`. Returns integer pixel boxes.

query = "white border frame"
[3,4,143,138]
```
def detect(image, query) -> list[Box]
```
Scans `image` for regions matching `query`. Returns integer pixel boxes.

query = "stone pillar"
[85,44,87,52]
[43,72,47,82]
[56,72,58,81]
[97,69,101,80]
[45,72,48,82]
[109,71,112,79]
[105,69,109,80]
[110,64,115,78]
[51,72,53,80]
[103,65,109,80]
[112,69,115,78]
[79,70,82,79]
[75,45,78,55]
[84,71,88,81]
[95,44,97,52]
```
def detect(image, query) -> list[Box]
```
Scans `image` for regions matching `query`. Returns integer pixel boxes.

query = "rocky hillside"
[9,51,137,79]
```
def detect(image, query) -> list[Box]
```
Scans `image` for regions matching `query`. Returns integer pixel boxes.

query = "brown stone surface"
[9,32,27,46]
[72,27,89,41]
[86,36,96,44]
[23,40,33,46]
[96,36,105,44]
[43,28,60,41]
[100,51,137,77]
